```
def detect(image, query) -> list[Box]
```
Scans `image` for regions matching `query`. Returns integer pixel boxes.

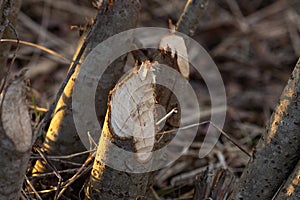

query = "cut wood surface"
[85,61,156,199]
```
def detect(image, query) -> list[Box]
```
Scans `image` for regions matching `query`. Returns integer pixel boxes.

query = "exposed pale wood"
[160,33,190,79]
[110,62,156,163]
[85,61,156,199]
[86,48,189,199]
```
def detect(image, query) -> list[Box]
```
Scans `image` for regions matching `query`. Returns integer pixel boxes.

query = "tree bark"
[229,58,300,199]
[0,77,33,200]
[0,0,22,80]
[33,0,141,173]
[274,159,300,200]
[176,0,208,36]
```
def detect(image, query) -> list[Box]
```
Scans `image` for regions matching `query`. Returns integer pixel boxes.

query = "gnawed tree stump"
[0,77,33,199]
[85,45,190,199]
[85,61,156,199]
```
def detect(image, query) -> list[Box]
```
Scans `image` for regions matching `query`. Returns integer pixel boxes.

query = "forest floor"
[14,0,300,199]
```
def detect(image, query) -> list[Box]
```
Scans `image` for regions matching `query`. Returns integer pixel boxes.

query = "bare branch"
[229,58,300,199]
[176,0,209,36]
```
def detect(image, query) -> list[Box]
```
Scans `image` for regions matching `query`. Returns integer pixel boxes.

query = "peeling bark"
[33,0,141,173]
[229,58,300,199]
[0,77,33,200]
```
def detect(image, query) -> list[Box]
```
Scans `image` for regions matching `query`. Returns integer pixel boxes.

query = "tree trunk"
[176,0,208,36]
[0,77,33,199]
[85,61,157,199]
[33,0,141,173]
[229,58,300,199]
[85,48,190,199]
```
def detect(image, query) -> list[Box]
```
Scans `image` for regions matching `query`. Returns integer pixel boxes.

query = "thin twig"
[33,145,63,200]
[56,152,95,199]
[209,121,251,158]
[29,168,81,179]
[20,189,29,200]
[271,182,285,200]
[28,105,48,113]
[0,39,70,62]
[31,149,95,160]
[157,120,251,158]
[24,175,43,200]
[150,186,161,200]
[40,159,82,167]
[33,147,61,179]
[156,108,177,126]
[27,188,57,195]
